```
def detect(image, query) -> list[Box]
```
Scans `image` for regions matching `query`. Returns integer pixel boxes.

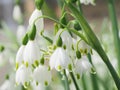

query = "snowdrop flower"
[50,47,71,71]
[80,0,95,5]
[13,5,22,23]
[33,65,52,86]
[0,80,15,90]
[32,82,45,90]
[16,45,25,67]
[75,56,92,77]
[0,52,6,66]
[17,25,26,43]
[23,40,40,65]
[16,65,32,85]
[54,29,73,49]
[29,9,44,33]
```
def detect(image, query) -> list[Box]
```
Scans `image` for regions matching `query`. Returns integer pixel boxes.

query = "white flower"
[32,82,45,90]
[54,29,73,49]
[80,0,95,5]
[16,45,25,66]
[23,40,40,65]
[0,52,6,66]
[13,5,22,22]
[29,9,44,33]
[75,56,92,76]
[33,65,52,86]
[17,25,26,43]
[16,65,32,85]
[50,47,71,71]
[0,80,15,90]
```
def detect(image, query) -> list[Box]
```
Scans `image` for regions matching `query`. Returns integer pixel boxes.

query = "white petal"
[75,56,92,75]
[17,25,26,43]
[29,9,44,33]
[16,65,32,85]
[13,5,22,22]
[33,65,51,86]
[16,45,25,65]
[50,48,71,71]
[23,40,40,64]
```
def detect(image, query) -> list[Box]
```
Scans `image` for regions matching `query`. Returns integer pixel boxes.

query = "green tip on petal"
[0,45,5,52]
[40,56,44,65]
[76,50,81,59]
[90,67,96,74]
[76,74,80,79]
[34,60,39,67]
[25,62,29,67]
[44,81,48,86]
[68,64,72,71]
[16,62,19,70]
[57,65,62,71]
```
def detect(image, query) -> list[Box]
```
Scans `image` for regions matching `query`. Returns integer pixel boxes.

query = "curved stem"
[69,72,80,90]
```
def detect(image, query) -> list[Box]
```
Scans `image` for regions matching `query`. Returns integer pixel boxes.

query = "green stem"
[69,72,80,90]
[66,2,120,89]
[77,0,83,13]
[63,70,70,90]
[87,53,99,90]
[107,0,120,74]
[82,75,87,90]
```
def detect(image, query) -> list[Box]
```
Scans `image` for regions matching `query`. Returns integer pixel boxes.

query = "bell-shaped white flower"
[75,56,92,76]
[50,47,71,71]
[23,40,40,65]
[54,29,73,49]
[33,65,52,86]
[32,82,45,90]
[16,65,32,85]
[80,0,95,5]
[17,25,26,43]
[0,52,6,66]
[0,80,15,90]
[13,5,22,23]
[29,9,44,33]
[16,45,25,66]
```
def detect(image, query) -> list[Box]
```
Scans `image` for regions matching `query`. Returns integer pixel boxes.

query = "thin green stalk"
[107,0,120,74]
[66,2,120,89]
[69,72,80,90]
[77,0,83,13]
[87,53,99,90]
[63,70,70,90]
[82,75,87,90]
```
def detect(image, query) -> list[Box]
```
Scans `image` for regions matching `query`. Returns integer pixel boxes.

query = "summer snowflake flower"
[75,56,92,76]
[23,40,40,65]
[13,5,22,23]
[17,25,26,43]
[50,47,71,71]
[33,65,52,86]
[80,0,95,5]
[16,45,25,66]
[29,9,44,33]
[16,65,32,85]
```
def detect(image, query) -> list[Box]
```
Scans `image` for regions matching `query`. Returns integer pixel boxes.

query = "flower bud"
[76,50,81,59]
[22,34,28,45]
[35,0,44,10]
[56,36,63,47]
[28,24,36,40]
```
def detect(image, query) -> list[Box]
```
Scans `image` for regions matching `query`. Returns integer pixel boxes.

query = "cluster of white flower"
[14,0,93,89]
